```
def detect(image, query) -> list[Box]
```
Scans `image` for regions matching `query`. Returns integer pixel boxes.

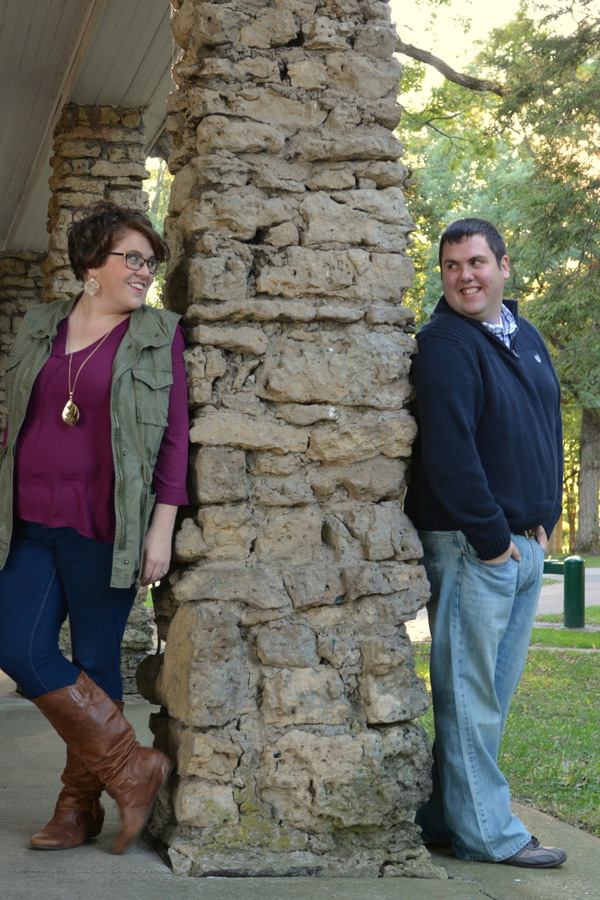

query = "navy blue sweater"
[404,297,563,560]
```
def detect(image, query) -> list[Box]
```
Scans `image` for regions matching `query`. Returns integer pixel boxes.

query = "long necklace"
[61,328,115,426]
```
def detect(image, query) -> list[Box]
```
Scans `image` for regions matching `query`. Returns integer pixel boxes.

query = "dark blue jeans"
[0,520,137,700]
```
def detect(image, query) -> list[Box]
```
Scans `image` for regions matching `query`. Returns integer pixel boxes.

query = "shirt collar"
[482,303,518,348]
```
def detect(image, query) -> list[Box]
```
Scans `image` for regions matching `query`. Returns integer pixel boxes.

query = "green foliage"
[145,157,172,231]
[144,157,173,308]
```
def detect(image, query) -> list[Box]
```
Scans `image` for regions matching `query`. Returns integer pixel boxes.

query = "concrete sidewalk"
[1,682,597,900]
[1,573,598,900]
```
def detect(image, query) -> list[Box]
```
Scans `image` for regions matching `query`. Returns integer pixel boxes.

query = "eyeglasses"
[108,252,162,275]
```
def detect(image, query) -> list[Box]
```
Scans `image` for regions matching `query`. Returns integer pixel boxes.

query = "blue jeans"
[0,520,137,700]
[415,530,545,861]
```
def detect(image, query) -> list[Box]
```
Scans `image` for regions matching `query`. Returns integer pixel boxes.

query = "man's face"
[440,234,509,324]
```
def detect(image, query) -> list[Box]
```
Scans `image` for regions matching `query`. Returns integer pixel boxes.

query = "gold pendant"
[62,398,80,426]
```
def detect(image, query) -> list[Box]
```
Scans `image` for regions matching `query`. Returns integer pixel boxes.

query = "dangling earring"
[84,277,100,296]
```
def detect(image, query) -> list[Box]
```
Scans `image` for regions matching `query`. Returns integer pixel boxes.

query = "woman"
[0,200,189,854]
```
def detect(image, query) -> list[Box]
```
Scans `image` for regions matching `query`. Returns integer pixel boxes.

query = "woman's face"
[86,228,157,314]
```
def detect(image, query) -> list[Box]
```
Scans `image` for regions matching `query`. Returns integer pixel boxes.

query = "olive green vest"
[0,297,181,588]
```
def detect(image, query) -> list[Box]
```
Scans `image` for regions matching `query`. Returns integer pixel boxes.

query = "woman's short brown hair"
[67,200,169,282]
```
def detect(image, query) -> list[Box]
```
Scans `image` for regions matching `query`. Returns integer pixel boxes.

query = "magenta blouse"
[11,316,189,544]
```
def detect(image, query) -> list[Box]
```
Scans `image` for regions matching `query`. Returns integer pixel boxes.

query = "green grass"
[502,650,600,835]
[529,628,600,649]
[531,604,600,648]
[411,638,600,836]
[536,605,600,626]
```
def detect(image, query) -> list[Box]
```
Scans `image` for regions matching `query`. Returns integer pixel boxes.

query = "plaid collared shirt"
[482,304,518,348]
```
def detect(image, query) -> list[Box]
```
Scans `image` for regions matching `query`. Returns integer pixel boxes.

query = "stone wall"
[145,0,438,878]
[0,252,45,434]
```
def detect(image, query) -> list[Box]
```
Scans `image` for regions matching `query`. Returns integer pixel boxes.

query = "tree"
[397,0,600,552]
[144,157,173,307]
[561,404,582,553]
[146,157,172,229]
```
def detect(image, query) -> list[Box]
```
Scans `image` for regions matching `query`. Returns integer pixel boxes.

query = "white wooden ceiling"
[0,0,175,252]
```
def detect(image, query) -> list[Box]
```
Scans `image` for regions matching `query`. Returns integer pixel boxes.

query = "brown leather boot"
[30,751,105,850]
[30,700,124,850]
[33,673,171,854]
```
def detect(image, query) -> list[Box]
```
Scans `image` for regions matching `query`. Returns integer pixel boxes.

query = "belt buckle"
[524,528,537,539]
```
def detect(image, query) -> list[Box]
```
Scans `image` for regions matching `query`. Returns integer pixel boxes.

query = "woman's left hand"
[140,503,178,586]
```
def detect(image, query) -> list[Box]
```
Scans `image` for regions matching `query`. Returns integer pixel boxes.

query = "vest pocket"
[132,368,172,426]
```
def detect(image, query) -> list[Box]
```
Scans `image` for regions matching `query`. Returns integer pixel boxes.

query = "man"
[405,218,565,867]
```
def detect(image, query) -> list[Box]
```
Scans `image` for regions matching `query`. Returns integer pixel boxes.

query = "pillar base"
[159,828,446,879]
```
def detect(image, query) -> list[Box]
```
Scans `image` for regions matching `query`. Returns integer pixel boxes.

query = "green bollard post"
[563,556,585,629]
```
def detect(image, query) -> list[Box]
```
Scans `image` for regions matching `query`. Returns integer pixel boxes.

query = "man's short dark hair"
[439,218,508,268]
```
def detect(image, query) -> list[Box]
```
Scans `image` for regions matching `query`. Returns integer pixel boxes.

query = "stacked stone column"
[0,252,45,433]
[43,104,150,302]
[147,0,438,878]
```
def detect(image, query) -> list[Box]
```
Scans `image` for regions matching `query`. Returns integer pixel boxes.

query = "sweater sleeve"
[152,324,189,506]
[411,332,512,559]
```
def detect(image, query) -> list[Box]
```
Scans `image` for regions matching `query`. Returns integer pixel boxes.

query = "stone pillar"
[148,0,438,879]
[0,252,45,434]
[42,104,150,303]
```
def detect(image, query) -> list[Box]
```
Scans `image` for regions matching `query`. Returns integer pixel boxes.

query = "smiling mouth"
[462,287,480,296]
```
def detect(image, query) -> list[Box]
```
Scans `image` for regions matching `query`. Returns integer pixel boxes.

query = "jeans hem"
[455,832,532,863]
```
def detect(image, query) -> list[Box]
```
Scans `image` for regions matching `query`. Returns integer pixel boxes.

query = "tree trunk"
[566,495,577,552]
[574,407,600,554]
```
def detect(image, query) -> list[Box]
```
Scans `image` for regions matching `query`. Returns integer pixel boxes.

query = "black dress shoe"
[501,836,567,868]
